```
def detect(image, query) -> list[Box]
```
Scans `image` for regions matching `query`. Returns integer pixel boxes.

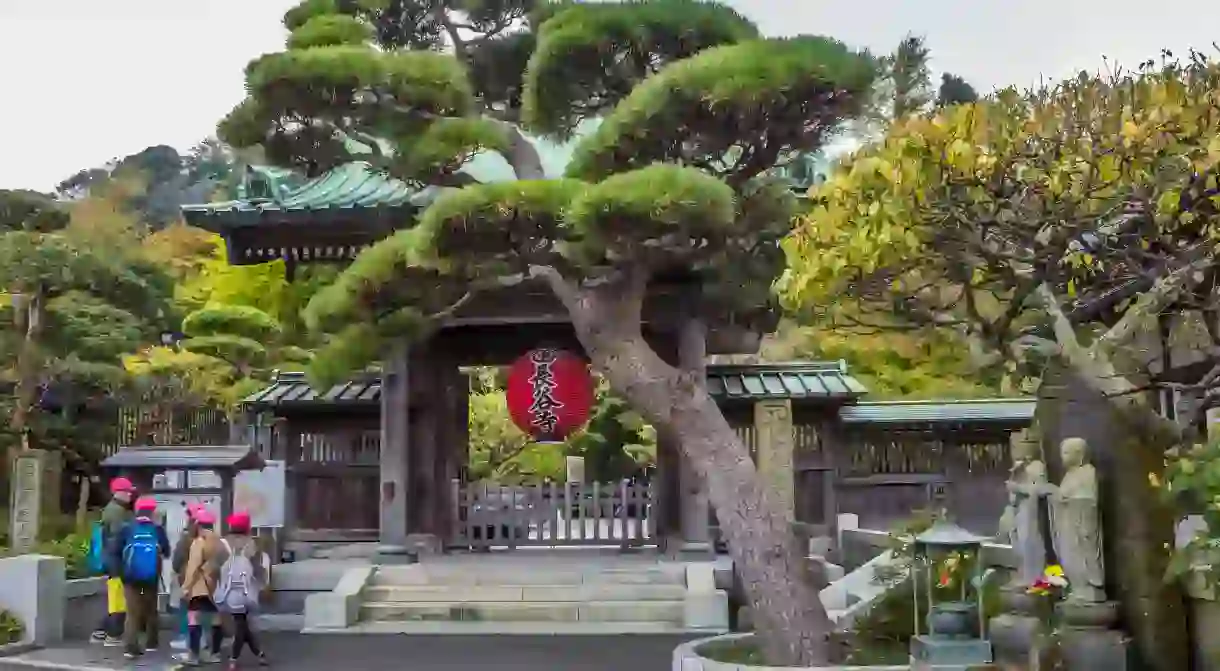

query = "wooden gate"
[451,481,655,550]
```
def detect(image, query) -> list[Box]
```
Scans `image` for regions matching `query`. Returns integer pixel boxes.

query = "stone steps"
[361,599,686,623]
[369,564,685,587]
[364,583,688,603]
[325,620,692,635]
[304,557,727,634]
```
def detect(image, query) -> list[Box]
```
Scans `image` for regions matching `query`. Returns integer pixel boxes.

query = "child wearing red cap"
[171,504,218,654]
[109,496,170,659]
[91,477,136,646]
[215,511,269,669]
[181,508,225,666]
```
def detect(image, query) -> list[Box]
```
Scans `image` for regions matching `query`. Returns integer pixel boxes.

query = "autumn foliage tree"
[218,0,875,663]
[783,53,1220,670]
[0,190,174,505]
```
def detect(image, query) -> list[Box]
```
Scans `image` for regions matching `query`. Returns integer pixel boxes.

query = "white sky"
[1,0,1216,192]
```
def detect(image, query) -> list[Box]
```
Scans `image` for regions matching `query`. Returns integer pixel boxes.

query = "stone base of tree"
[674,633,909,671]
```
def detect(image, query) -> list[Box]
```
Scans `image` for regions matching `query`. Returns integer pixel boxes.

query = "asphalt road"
[0,634,694,670]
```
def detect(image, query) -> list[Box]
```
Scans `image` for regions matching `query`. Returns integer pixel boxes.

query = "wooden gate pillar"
[753,399,795,523]
[405,341,443,555]
[376,342,412,562]
[433,362,468,547]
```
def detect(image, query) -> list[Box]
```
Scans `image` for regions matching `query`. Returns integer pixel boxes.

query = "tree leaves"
[784,51,1220,375]
[564,36,875,185]
[521,0,757,139]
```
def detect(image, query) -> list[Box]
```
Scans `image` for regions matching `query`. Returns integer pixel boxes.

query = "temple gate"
[187,163,1035,559]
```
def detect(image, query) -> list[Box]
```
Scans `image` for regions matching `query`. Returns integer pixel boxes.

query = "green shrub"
[0,530,94,579]
[33,533,92,579]
[0,610,24,645]
[0,509,94,546]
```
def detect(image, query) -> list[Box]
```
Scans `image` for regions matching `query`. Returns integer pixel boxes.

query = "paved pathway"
[0,634,692,670]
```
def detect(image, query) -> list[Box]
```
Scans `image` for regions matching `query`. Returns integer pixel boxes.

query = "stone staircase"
[305,555,729,634]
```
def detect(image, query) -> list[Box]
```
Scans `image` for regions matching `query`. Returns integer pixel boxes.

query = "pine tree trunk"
[550,271,831,666]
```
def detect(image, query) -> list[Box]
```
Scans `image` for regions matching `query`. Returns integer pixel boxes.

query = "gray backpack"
[213,539,260,613]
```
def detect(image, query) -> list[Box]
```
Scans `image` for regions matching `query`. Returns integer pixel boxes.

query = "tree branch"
[1094,249,1215,359]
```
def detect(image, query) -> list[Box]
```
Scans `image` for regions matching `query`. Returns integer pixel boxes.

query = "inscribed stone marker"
[9,450,45,553]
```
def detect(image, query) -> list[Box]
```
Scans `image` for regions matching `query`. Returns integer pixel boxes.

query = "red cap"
[194,509,216,526]
[109,477,135,494]
[227,512,252,533]
[134,497,158,512]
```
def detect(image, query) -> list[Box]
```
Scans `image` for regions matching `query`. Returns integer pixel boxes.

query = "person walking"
[90,477,136,646]
[171,504,214,652]
[110,496,170,659]
[180,508,225,666]
[216,512,269,669]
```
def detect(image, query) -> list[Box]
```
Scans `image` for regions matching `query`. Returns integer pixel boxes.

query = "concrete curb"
[0,659,113,671]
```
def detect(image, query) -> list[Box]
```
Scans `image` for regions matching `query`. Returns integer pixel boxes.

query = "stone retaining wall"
[62,578,107,641]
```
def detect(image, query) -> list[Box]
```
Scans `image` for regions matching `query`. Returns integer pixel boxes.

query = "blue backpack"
[121,521,160,584]
[87,521,106,576]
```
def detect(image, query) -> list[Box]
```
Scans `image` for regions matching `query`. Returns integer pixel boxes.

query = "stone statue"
[998,430,1048,586]
[1046,437,1107,603]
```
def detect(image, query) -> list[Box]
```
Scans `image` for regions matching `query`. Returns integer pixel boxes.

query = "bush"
[0,508,97,580]
[0,509,91,546]
[0,610,23,645]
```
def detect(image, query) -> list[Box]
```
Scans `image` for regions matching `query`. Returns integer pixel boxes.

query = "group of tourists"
[88,476,269,668]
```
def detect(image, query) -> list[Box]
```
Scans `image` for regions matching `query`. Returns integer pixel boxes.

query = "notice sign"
[234,460,286,528]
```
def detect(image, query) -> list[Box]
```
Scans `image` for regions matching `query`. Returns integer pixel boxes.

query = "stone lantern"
[910,517,994,669]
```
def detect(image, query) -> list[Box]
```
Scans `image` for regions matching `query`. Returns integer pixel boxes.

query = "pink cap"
[134,497,158,512]
[186,503,203,519]
[227,512,252,533]
[109,477,135,494]
[194,509,216,526]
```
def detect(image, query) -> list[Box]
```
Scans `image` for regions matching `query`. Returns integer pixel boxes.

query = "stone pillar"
[753,399,795,523]
[675,314,712,556]
[376,343,412,563]
[9,450,45,553]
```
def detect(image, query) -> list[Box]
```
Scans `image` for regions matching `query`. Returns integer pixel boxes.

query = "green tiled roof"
[182,118,843,230]
[705,362,866,402]
[181,162,431,230]
[838,398,1037,426]
[244,362,868,411]
[244,372,381,410]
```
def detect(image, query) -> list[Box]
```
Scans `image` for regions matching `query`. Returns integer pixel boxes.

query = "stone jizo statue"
[998,430,1048,586]
[1045,437,1106,603]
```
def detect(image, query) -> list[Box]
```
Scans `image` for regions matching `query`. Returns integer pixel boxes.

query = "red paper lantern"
[505,348,594,442]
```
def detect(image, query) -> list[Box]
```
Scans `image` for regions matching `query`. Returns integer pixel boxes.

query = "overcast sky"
[1,0,1216,191]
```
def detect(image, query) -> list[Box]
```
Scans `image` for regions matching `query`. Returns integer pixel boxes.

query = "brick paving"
[0,634,693,670]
